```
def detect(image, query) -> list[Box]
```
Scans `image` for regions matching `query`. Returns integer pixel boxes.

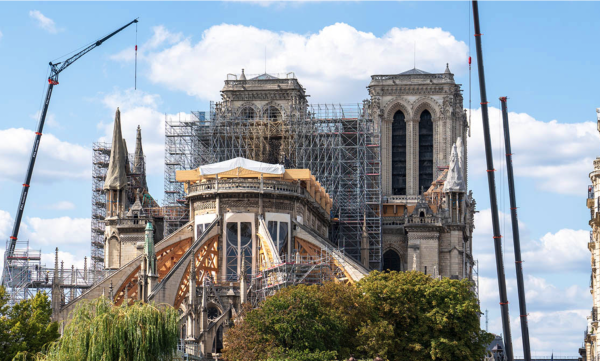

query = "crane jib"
[2,18,138,285]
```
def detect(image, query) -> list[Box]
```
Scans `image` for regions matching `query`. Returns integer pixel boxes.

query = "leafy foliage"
[223,272,493,361]
[0,287,59,361]
[357,271,494,361]
[25,296,179,361]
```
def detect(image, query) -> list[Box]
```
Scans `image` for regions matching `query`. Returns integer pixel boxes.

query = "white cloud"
[41,250,86,269]
[474,208,589,275]
[29,10,60,34]
[0,128,91,183]
[115,23,468,103]
[43,201,76,210]
[111,26,183,62]
[0,30,3,40]
[24,216,90,246]
[469,107,599,196]
[0,210,89,247]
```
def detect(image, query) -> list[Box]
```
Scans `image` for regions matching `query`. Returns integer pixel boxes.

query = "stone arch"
[261,101,286,119]
[107,236,120,269]
[235,102,260,120]
[382,242,406,270]
[411,97,441,121]
[383,249,402,272]
[383,97,412,122]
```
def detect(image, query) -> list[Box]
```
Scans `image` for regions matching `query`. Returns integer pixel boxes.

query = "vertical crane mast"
[2,18,138,284]
[500,97,531,361]
[471,2,514,360]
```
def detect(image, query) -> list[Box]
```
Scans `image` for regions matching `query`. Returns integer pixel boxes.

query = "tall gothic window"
[392,110,407,195]
[419,110,434,193]
[239,107,256,121]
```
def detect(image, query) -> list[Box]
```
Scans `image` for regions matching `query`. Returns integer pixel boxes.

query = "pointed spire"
[133,125,144,173]
[104,108,128,190]
[239,68,246,81]
[133,125,147,191]
[445,63,451,74]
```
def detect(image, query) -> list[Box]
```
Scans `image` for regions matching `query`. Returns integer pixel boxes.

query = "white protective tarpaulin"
[198,157,285,176]
[443,144,466,193]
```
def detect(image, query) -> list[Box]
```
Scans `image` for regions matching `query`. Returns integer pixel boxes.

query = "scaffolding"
[91,142,110,279]
[250,251,341,307]
[163,102,382,267]
[163,112,207,237]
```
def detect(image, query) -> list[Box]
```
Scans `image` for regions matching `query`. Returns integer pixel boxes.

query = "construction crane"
[1,18,139,287]
[471,1,514,360]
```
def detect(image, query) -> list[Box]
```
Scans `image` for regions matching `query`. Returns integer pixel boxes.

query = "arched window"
[239,107,256,121]
[419,110,434,193]
[392,110,407,195]
[383,250,401,272]
[265,106,281,122]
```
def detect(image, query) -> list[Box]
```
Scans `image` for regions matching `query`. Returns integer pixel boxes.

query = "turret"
[145,221,158,292]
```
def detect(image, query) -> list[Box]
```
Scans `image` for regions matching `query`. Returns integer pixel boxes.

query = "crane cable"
[135,21,138,90]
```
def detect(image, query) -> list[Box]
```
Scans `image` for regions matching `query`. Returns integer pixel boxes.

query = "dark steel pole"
[8,83,54,256]
[472,2,514,360]
[500,97,531,361]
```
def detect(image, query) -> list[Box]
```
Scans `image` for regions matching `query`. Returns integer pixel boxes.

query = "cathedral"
[53,65,476,357]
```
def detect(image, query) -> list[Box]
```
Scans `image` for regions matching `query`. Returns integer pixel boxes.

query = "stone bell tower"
[368,64,468,197]
[213,69,309,164]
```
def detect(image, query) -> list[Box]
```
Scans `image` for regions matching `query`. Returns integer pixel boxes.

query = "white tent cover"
[198,157,285,176]
[443,144,466,193]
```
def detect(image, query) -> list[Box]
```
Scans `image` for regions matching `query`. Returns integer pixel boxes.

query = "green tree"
[223,272,492,361]
[0,288,59,361]
[26,296,179,361]
[356,271,494,361]
[223,283,365,361]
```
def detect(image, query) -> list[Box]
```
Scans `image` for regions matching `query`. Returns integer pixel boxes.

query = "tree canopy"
[0,287,59,361]
[222,271,493,361]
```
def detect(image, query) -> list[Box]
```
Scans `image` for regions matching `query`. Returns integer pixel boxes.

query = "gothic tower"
[368,64,467,197]
[368,65,474,279]
[213,69,308,164]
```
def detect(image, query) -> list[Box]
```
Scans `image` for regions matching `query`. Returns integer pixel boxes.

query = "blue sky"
[1,1,599,356]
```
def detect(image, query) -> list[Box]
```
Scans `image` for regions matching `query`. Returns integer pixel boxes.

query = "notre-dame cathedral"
[53,65,475,356]
[209,65,475,279]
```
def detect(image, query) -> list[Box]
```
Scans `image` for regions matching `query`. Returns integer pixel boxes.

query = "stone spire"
[445,63,451,74]
[239,68,246,81]
[133,125,148,191]
[104,108,128,190]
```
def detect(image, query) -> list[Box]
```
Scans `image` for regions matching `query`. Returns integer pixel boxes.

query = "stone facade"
[369,66,475,280]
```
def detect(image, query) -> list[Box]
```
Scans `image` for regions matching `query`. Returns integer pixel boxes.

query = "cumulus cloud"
[474,208,589,275]
[42,201,76,210]
[111,25,183,62]
[0,210,88,272]
[114,23,468,102]
[475,209,589,275]
[98,88,186,178]
[29,10,60,34]
[0,128,90,183]
[469,107,599,196]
